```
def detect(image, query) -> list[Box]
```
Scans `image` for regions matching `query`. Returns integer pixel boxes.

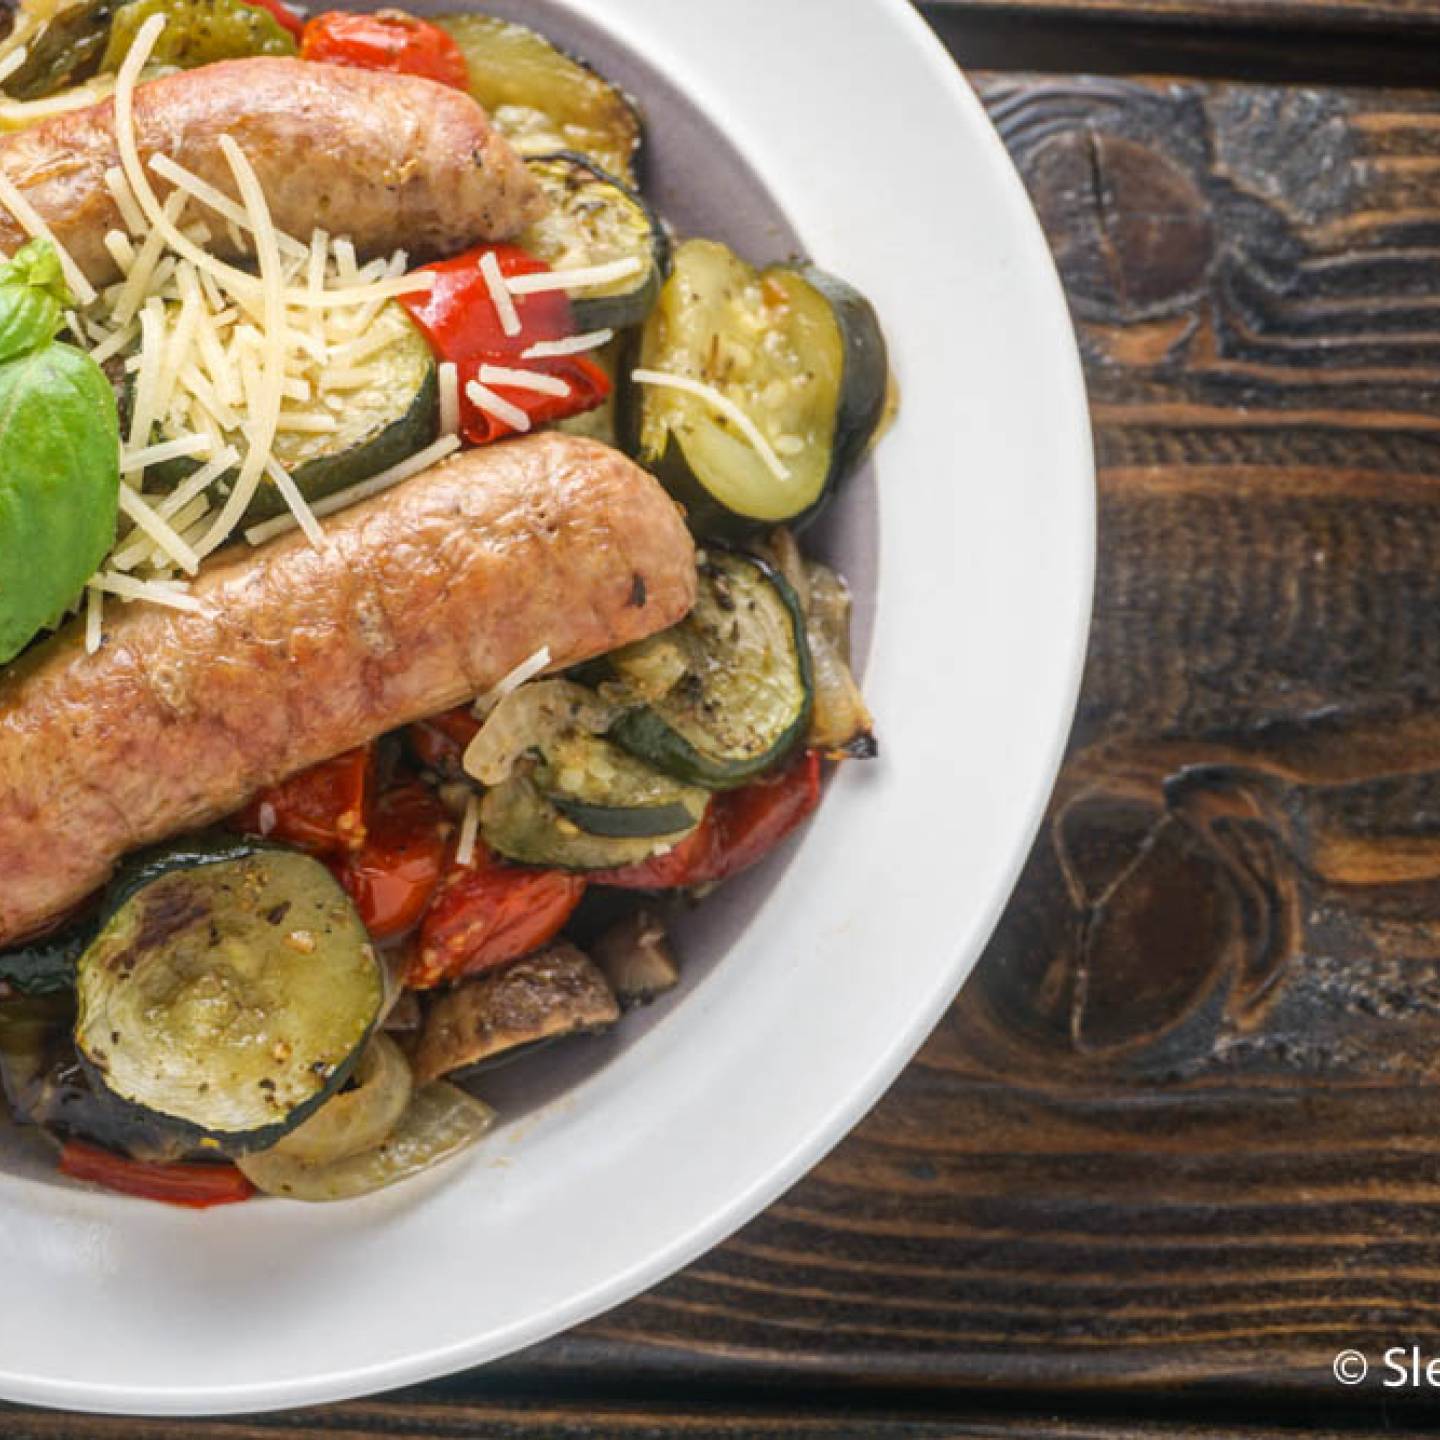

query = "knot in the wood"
[1026,128,1213,324]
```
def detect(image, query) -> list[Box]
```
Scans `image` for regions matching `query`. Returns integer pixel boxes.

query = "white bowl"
[0,0,1092,1414]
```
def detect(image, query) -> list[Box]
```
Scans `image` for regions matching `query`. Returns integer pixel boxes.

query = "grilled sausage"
[0,434,697,944]
[0,59,545,285]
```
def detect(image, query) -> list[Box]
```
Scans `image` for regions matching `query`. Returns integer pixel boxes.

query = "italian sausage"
[0,58,545,285]
[0,434,697,944]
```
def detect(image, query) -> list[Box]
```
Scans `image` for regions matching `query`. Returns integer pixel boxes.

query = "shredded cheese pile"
[9,11,457,649]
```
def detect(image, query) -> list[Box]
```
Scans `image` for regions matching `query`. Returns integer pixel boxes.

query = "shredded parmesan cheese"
[522,329,613,360]
[121,432,212,474]
[96,571,203,613]
[84,582,103,655]
[477,364,570,398]
[465,378,531,434]
[0,169,96,304]
[506,257,643,296]
[243,434,460,546]
[149,153,310,261]
[0,45,29,88]
[479,249,521,337]
[455,791,482,868]
[473,645,553,717]
[263,456,327,549]
[104,166,148,237]
[631,368,792,483]
[117,484,201,575]
[438,361,459,437]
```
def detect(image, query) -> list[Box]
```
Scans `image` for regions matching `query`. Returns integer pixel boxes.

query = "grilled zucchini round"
[609,551,813,789]
[521,153,667,332]
[623,238,889,535]
[435,12,643,184]
[73,836,384,1153]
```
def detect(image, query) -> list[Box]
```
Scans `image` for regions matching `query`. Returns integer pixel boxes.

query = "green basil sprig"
[0,239,120,665]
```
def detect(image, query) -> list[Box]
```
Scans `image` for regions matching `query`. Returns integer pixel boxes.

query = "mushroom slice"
[412,942,619,1084]
[590,909,679,1009]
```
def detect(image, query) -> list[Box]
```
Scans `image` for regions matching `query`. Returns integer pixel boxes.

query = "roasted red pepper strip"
[59,1142,254,1209]
[300,9,468,88]
[592,751,823,890]
[231,745,374,856]
[407,706,481,777]
[399,245,611,445]
[407,842,586,989]
[248,0,304,40]
[334,783,449,941]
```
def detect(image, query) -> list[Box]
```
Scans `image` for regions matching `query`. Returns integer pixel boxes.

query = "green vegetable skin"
[101,0,296,72]
[0,241,119,665]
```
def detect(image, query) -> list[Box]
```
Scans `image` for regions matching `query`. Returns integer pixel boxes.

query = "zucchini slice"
[435,12,643,185]
[469,679,709,869]
[609,551,813,789]
[521,154,667,333]
[147,301,436,524]
[0,924,91,996]
[486,766,705,875]
[623,239,889,535]
[74,838,384,1152]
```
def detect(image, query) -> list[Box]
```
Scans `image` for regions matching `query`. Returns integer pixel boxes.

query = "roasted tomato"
[406,842,586,988]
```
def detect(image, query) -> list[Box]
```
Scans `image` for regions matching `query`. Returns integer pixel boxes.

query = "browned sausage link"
[0,58,545,285]
[0,434,697,944]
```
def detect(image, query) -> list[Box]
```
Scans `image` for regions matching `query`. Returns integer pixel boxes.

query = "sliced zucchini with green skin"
[538,729,707,839]
[610,551,813,789]
[435,13,643,185]
[521,153,667,333]
[482,766,706,872]
[0,924,92,996]
[74,839,384,1153]
[623,238,890,536]
[148,302,436,523]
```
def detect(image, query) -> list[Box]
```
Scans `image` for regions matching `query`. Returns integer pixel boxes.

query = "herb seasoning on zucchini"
[624,238,889,535]
[520,153,667,332]
[609,551,813,789]
[73,837,385,1152]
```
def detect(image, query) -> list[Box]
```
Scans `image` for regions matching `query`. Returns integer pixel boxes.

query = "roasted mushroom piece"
[412,942,620,1084]
[590,909,679,1008]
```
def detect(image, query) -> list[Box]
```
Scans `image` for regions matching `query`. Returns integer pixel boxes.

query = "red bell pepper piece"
[231,745,374,856]
[247,0,304,41]
[59,1142,254,1209]
[592,751,823,890]
[334,783,449,941]
[406,842,586,989]
[300,9,468,88]
[398,245,611,445]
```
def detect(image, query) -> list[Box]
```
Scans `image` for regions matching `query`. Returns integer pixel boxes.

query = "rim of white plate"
[0,0,1093,1415]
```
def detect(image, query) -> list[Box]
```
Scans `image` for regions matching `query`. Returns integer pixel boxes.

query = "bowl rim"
[0,0,1094,1414]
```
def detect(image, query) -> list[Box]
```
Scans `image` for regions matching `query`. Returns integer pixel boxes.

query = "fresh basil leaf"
[0,239,68,366]
[0,336,119,665]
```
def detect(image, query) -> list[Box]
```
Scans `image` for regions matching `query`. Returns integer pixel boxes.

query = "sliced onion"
[236,1083,495,1202]
[266,1033,413,1167]
[803,560,876,758]
[462,679,616,787]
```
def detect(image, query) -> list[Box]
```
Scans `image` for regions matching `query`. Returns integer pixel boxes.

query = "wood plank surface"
[22,19,1440,1440]
[930,0,1440,29]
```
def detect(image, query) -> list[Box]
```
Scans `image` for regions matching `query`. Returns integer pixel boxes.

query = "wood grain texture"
[22,33,1440,1440]
[929,0,1440,28]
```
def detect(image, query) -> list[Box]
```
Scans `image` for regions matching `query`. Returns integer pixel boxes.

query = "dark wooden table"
[24,1,1440,1434]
